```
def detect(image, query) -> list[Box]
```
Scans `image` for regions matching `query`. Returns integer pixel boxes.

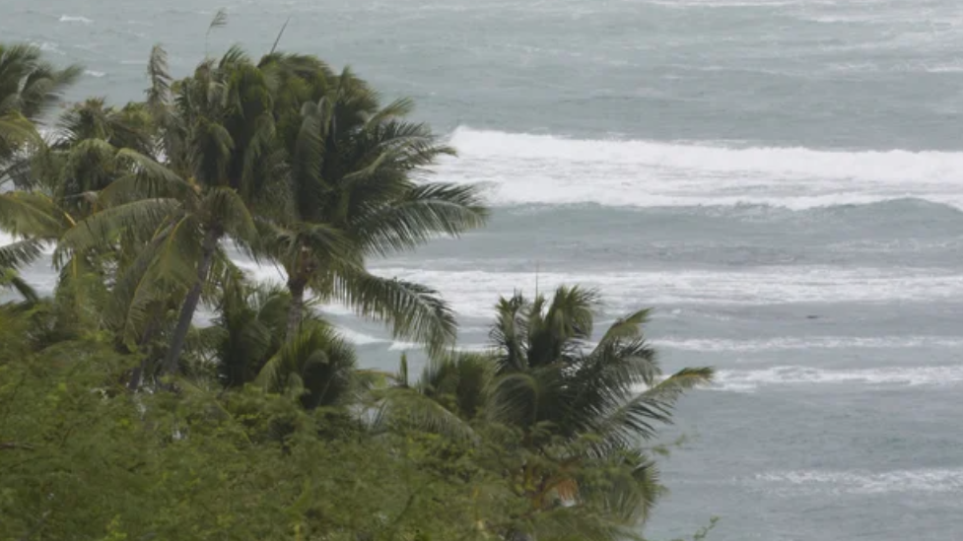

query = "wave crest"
[59,15,93,24]
[440,128,963,210]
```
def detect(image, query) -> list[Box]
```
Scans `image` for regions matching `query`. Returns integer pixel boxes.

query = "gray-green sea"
[4,0,963,539]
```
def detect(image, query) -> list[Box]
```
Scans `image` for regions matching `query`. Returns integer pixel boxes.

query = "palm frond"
[641,367,714,403]
[0,237,44,271]
[0,112,39,151]
[200,187,257,243]
[331,269,457,358]
[256,322,360,409]
[351,182,488,256]
[375,385,478,442]
[489,292,528,374]
[487,372,543,429]
[6,274,39,304]
[596,309,652,348]
[116,148,191,195]
[146,44,171,110]
[55,198,181,263]
[205,9,229,57]
[0,191,68,238]
[417,352,493,420]
[588,368,713,453]
[108,232,176,346]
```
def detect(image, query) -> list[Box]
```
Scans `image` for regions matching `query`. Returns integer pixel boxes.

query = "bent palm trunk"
[161,228,220,376]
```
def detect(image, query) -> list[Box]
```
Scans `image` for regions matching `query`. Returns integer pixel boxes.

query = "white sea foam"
[18,239,963,318]
[59,15,93,24]
[362,266,963,318]
[332,333,960,355]
[656,335,963,352]
[644,0,803,7]
[333,326,389,346]
[329,326,491,352]
[440,128,963,210]
[714,364,963,392]
[37,42,63,55]
[84,70,106,78]
[753,468,963,494]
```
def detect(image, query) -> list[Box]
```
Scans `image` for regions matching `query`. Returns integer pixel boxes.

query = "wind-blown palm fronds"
[0,43,82,122]
[383,285,712,538]
[256,321,361,410]
[265,64,487,351]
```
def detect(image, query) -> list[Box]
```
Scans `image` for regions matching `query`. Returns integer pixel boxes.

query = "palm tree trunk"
[161,228,220,376]
[127,314,161,390]
[285,277,306,341]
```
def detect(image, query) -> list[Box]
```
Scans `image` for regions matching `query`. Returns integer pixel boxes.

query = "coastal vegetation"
[0,32,713,541]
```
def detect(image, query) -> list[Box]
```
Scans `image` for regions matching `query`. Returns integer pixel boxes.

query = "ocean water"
[4,0,963,539]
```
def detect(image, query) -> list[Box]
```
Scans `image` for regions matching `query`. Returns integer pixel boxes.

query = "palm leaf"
[146,44,171,110]
[589,368,713,453]
[375,386,478,442]
[256,322,360,409]
[0,238,44,270]
[55,198,181,263]
[200,187,257,243]
[351,182,488,256]
[331,269,457,358]
[0,191,68,238]
[595,309,652,348]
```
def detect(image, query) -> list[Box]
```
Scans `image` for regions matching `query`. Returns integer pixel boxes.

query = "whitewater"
[442,128,963,210]
[4,0,963,539]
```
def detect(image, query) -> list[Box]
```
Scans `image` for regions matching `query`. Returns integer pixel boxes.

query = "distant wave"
[440,128,963,210]
[643,0,801,7]
[84,70,106,78]
[752,468,963,494]
[35,42,63,55]
[657,336,963,352]
[59,15,93,24]
[330,327,490,353]
[714,364,963,392]
[332,331,963,356]
[332,326,390,346]
[345,266,963,318]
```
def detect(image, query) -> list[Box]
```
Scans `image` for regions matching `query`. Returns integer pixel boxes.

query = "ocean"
[3,0,963,539]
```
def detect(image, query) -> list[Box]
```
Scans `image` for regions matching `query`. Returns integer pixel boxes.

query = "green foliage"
[0,329,504,541]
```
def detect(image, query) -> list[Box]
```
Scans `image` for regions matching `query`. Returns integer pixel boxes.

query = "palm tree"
[1,43,81,282]
[383,286,713,538]
[267,63,488,354]
[1,43,82,186]
[120,46,286,375]
[2,95,178,344]
[488,286,712,529]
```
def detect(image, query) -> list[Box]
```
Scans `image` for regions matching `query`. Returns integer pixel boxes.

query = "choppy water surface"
[4,0,963,538]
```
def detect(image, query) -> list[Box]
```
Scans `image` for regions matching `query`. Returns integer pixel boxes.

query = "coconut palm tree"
[1,94,177,343]
[382,286,713,538]
[1,43,81,280]
[113,46,288,375]
[486,286,712,528]
[266,64,487,354]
